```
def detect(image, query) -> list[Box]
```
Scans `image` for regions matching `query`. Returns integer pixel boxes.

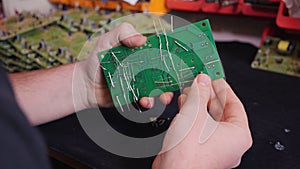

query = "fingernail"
[197,74,210,86]
[147,99,153,108]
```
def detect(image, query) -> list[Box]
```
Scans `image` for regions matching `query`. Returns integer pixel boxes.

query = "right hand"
[152,74,252,169]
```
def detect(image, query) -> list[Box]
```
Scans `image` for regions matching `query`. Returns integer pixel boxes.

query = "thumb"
[180,74,211,117]
[83,22,142,80]
[96,22,141,52]
[181,74,218,144]
[160,74,212,153]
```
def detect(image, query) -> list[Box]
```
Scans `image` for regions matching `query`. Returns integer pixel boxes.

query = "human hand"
[73,23,173,111]
[152,74,252,169]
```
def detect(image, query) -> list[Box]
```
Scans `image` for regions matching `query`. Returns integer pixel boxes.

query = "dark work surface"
[39,42,300,169]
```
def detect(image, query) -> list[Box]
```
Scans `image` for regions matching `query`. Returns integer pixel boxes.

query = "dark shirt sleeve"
[0,65,50,169]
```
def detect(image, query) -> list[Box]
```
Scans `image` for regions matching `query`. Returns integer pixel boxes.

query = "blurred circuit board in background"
[0,7,166,72]
[251,36,300,77]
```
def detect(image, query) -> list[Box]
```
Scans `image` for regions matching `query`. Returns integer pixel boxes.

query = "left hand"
[73,23,173,111]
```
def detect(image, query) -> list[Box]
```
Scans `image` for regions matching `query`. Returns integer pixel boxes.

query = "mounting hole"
[202,22,206,27]
[191,59,195,62]
[216,72,220,76]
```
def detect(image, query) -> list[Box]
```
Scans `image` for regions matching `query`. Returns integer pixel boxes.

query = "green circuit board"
[0,8,174,73]
[98,19,225,110]
[0,8,153,72]
[0,12,59,41]
[251,36,300,77]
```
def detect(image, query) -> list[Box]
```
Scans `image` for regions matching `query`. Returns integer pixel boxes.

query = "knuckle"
[117,22,134,30]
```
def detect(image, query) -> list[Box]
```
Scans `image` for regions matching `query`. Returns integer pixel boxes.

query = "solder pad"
[98,19,225,110]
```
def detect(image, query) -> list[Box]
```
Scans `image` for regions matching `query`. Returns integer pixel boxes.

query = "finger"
[208,86,225,121]
[161,74,212,152]
[159,92,174,105]
[223,83,249,128]
[139,97,155,109]
[208,78,227,121]
[121,34,146,48]
[183,87,190,95]
[89,22,142,71]
[208,101,225,121]
[180,74,211,117]
[178,94,187,109]
[96,22,142,52]
[211,78,227,98]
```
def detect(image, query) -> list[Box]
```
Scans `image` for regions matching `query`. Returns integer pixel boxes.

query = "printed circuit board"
[99,19,225,110]
[251,36,300,77]
[0,8,160,72]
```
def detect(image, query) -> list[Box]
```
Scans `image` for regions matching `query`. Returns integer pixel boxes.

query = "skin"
[8,23,252,168]
[8,23,172,125]
[152,74,252,169]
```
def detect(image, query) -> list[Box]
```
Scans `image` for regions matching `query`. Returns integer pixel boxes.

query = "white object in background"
[283,0,300,17]
[3,0,55,17]
[123,0,139,6]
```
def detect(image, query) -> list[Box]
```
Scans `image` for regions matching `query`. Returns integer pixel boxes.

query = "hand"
[73,23,173,111]
[152,74,252,169]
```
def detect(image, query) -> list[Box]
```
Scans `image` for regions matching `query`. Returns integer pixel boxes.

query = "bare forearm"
[6,23,150,126]
[9,63,80,125]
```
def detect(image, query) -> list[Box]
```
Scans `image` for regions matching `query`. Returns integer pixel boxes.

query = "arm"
[8,23,145,125]
[9,63,78,126]
[8,23,171,126]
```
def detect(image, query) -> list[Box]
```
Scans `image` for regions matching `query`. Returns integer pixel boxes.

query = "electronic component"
[276,40,296,55]
[263,37,273,46]
[0,8,149,72]
[98,19,225,109]
[251,36,300,77]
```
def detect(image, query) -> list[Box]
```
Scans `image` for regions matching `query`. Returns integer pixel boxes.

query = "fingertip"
[121,34,146,48]
[183,87,191,95]
[181,73,211,112]
[137,35,147,46]
[140,35,147,43]
[159,92,174,105]
[196,73,211,86]
[178,94,187,109]
[139,97,155,109]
